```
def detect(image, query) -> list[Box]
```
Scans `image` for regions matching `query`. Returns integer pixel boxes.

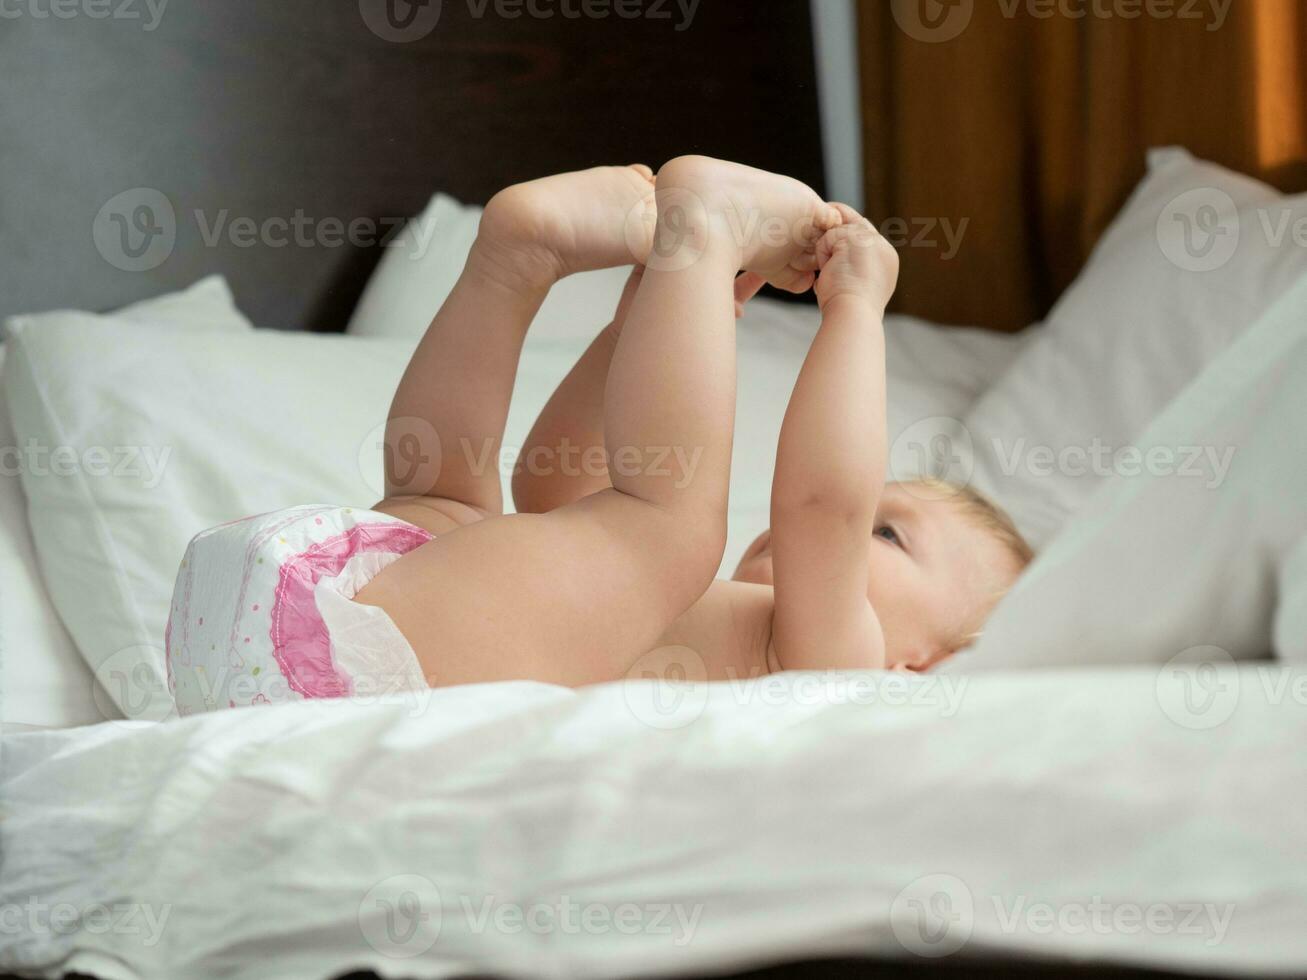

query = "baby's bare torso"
[356,499,778,689]
[651,578,778,684]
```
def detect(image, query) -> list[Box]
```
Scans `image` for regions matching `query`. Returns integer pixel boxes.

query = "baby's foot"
[650,156,841,291]
[475,164,657,288]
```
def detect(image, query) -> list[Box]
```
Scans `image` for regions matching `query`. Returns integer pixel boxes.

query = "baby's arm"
[769,207,900,671]
[513,268,766,513]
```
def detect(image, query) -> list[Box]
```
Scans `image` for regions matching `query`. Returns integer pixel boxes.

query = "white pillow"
[346,192,633,344]
[1,347,104,729]
[969,267,1307,668]
[2,273,255,341]
[1,277,253,728]
[961,147,1307,546]
[5,325,412,722]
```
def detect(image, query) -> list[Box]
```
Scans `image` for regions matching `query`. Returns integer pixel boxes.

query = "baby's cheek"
[864,552,920,623]
[864,544,895,593]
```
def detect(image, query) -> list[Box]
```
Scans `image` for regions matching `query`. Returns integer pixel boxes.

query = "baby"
[165,157,1031,714]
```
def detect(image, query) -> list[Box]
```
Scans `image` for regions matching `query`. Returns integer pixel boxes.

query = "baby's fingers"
[816,226,851,267]
[828,201,870,227]
[816,219,884,267]
[788,250,821,273]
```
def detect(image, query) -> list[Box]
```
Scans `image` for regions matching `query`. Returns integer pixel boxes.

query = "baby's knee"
[608,492,726,606]
[666,503,729,596]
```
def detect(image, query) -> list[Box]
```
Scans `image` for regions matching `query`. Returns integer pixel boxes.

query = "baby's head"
[732,479,1033,671]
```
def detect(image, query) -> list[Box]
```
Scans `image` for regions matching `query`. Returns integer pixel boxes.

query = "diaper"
[165,505,433,716]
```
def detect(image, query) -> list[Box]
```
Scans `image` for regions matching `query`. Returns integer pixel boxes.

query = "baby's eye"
[874,524,901,547]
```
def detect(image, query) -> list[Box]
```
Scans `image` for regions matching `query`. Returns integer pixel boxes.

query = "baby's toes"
[770,265,817,294]
[826,202,862,227]
[788,250,821,274]
[792,202,843,251]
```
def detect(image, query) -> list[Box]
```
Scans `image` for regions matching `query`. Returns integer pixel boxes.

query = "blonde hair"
[900,478,1034,649]
[902,477,1033,568]
[948,482,1033,568]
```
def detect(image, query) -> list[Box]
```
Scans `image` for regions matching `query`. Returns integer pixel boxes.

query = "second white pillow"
[963,148,1307,546]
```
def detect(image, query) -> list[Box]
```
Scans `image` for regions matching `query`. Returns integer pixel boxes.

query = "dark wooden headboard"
[0,0,824,331]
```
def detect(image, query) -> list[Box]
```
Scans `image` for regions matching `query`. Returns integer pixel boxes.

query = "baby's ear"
[896,642,948,672]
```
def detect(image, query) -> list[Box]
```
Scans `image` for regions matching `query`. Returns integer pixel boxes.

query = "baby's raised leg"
[511,265,768,516]
[359,157,836,687]
[379,165,657,517]
[594,155,840,613]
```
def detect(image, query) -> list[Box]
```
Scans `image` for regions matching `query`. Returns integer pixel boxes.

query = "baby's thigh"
[354,502,678,688]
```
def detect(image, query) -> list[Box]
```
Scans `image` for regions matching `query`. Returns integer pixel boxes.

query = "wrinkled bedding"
[3,667,1305,980]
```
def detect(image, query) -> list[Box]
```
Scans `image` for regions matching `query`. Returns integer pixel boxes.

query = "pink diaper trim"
[269,522,431,699]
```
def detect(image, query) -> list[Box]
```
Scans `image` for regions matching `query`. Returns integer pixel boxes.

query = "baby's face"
[732,483,1021,670]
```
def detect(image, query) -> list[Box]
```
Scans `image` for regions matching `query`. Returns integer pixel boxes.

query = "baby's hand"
[813,203,899,314]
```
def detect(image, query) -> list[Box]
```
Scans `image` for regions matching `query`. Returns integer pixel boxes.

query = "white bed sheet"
[2,667,1303,980]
